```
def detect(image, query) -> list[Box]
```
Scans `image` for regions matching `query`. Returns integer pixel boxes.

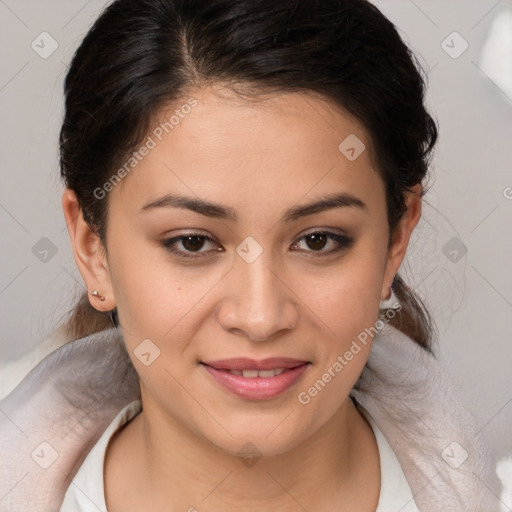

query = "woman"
[0,0,504,510]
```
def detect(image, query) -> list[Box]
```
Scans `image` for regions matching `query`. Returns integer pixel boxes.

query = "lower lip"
[201,363,310,400]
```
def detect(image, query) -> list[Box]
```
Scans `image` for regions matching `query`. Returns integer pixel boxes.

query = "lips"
[201,357,309,371]
[200,358,311,400]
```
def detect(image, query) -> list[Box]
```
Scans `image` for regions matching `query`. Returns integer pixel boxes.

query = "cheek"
[292,235,387,396]
[108,234,192,329]
[107,245,215,395]
[292,262,383,425]
[299,243,386,340]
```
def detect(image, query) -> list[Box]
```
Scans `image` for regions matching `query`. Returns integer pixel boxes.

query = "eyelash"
[160,231,353,260]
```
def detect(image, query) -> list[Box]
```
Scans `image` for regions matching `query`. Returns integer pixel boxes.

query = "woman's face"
[78,85,416,456]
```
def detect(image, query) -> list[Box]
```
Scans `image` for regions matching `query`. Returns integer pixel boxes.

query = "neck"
[104,395,380,512]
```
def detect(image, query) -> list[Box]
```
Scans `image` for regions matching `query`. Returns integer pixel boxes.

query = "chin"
[198,413,313,460]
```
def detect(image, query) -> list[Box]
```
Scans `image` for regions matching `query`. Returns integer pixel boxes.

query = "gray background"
[1,0,511,461]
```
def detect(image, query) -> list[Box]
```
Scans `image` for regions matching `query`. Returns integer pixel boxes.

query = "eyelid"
[298,226,349,238]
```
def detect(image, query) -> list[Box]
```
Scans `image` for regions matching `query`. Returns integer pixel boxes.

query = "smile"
[200,359,311,400]
[222,368,286,377]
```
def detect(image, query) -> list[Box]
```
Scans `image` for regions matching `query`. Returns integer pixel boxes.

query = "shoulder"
[351,324,501,511]
[59,399,142,512]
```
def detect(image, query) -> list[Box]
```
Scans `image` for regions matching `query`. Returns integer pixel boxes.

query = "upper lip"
[201,358,310,371]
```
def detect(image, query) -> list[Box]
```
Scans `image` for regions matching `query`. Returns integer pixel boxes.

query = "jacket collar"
[0,325,503,511]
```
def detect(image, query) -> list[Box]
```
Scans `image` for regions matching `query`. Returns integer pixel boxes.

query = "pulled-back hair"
[59,0,437,350]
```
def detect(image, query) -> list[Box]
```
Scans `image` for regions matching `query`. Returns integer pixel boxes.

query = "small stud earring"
[91,290,105,301]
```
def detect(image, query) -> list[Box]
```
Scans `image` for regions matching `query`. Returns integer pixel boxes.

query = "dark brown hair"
[59,0,437,351]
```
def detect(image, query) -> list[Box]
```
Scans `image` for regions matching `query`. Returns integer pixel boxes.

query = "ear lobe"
[381,184,422,298]
[62,188,115,312]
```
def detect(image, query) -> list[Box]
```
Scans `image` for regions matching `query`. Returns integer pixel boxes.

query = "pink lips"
[200,357,310,400]
[202,357,308,371]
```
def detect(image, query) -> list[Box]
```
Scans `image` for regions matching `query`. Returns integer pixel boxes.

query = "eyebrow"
[139,192,367,222]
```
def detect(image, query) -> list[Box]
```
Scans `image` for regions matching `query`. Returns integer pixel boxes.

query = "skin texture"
[62,85,422,511]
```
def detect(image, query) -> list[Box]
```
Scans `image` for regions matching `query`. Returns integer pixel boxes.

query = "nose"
[216,251,300,342]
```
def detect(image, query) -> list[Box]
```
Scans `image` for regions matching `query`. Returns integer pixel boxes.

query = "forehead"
[112,85,384,219]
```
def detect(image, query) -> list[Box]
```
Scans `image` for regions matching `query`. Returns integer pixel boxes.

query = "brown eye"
[181,235,206,252]
[161,234,222,259]
[304,233,328,251]
[291,231,353,255]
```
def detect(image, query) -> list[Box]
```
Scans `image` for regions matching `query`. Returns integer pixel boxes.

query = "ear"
[381,184,422,299]
[62,188,115,312]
